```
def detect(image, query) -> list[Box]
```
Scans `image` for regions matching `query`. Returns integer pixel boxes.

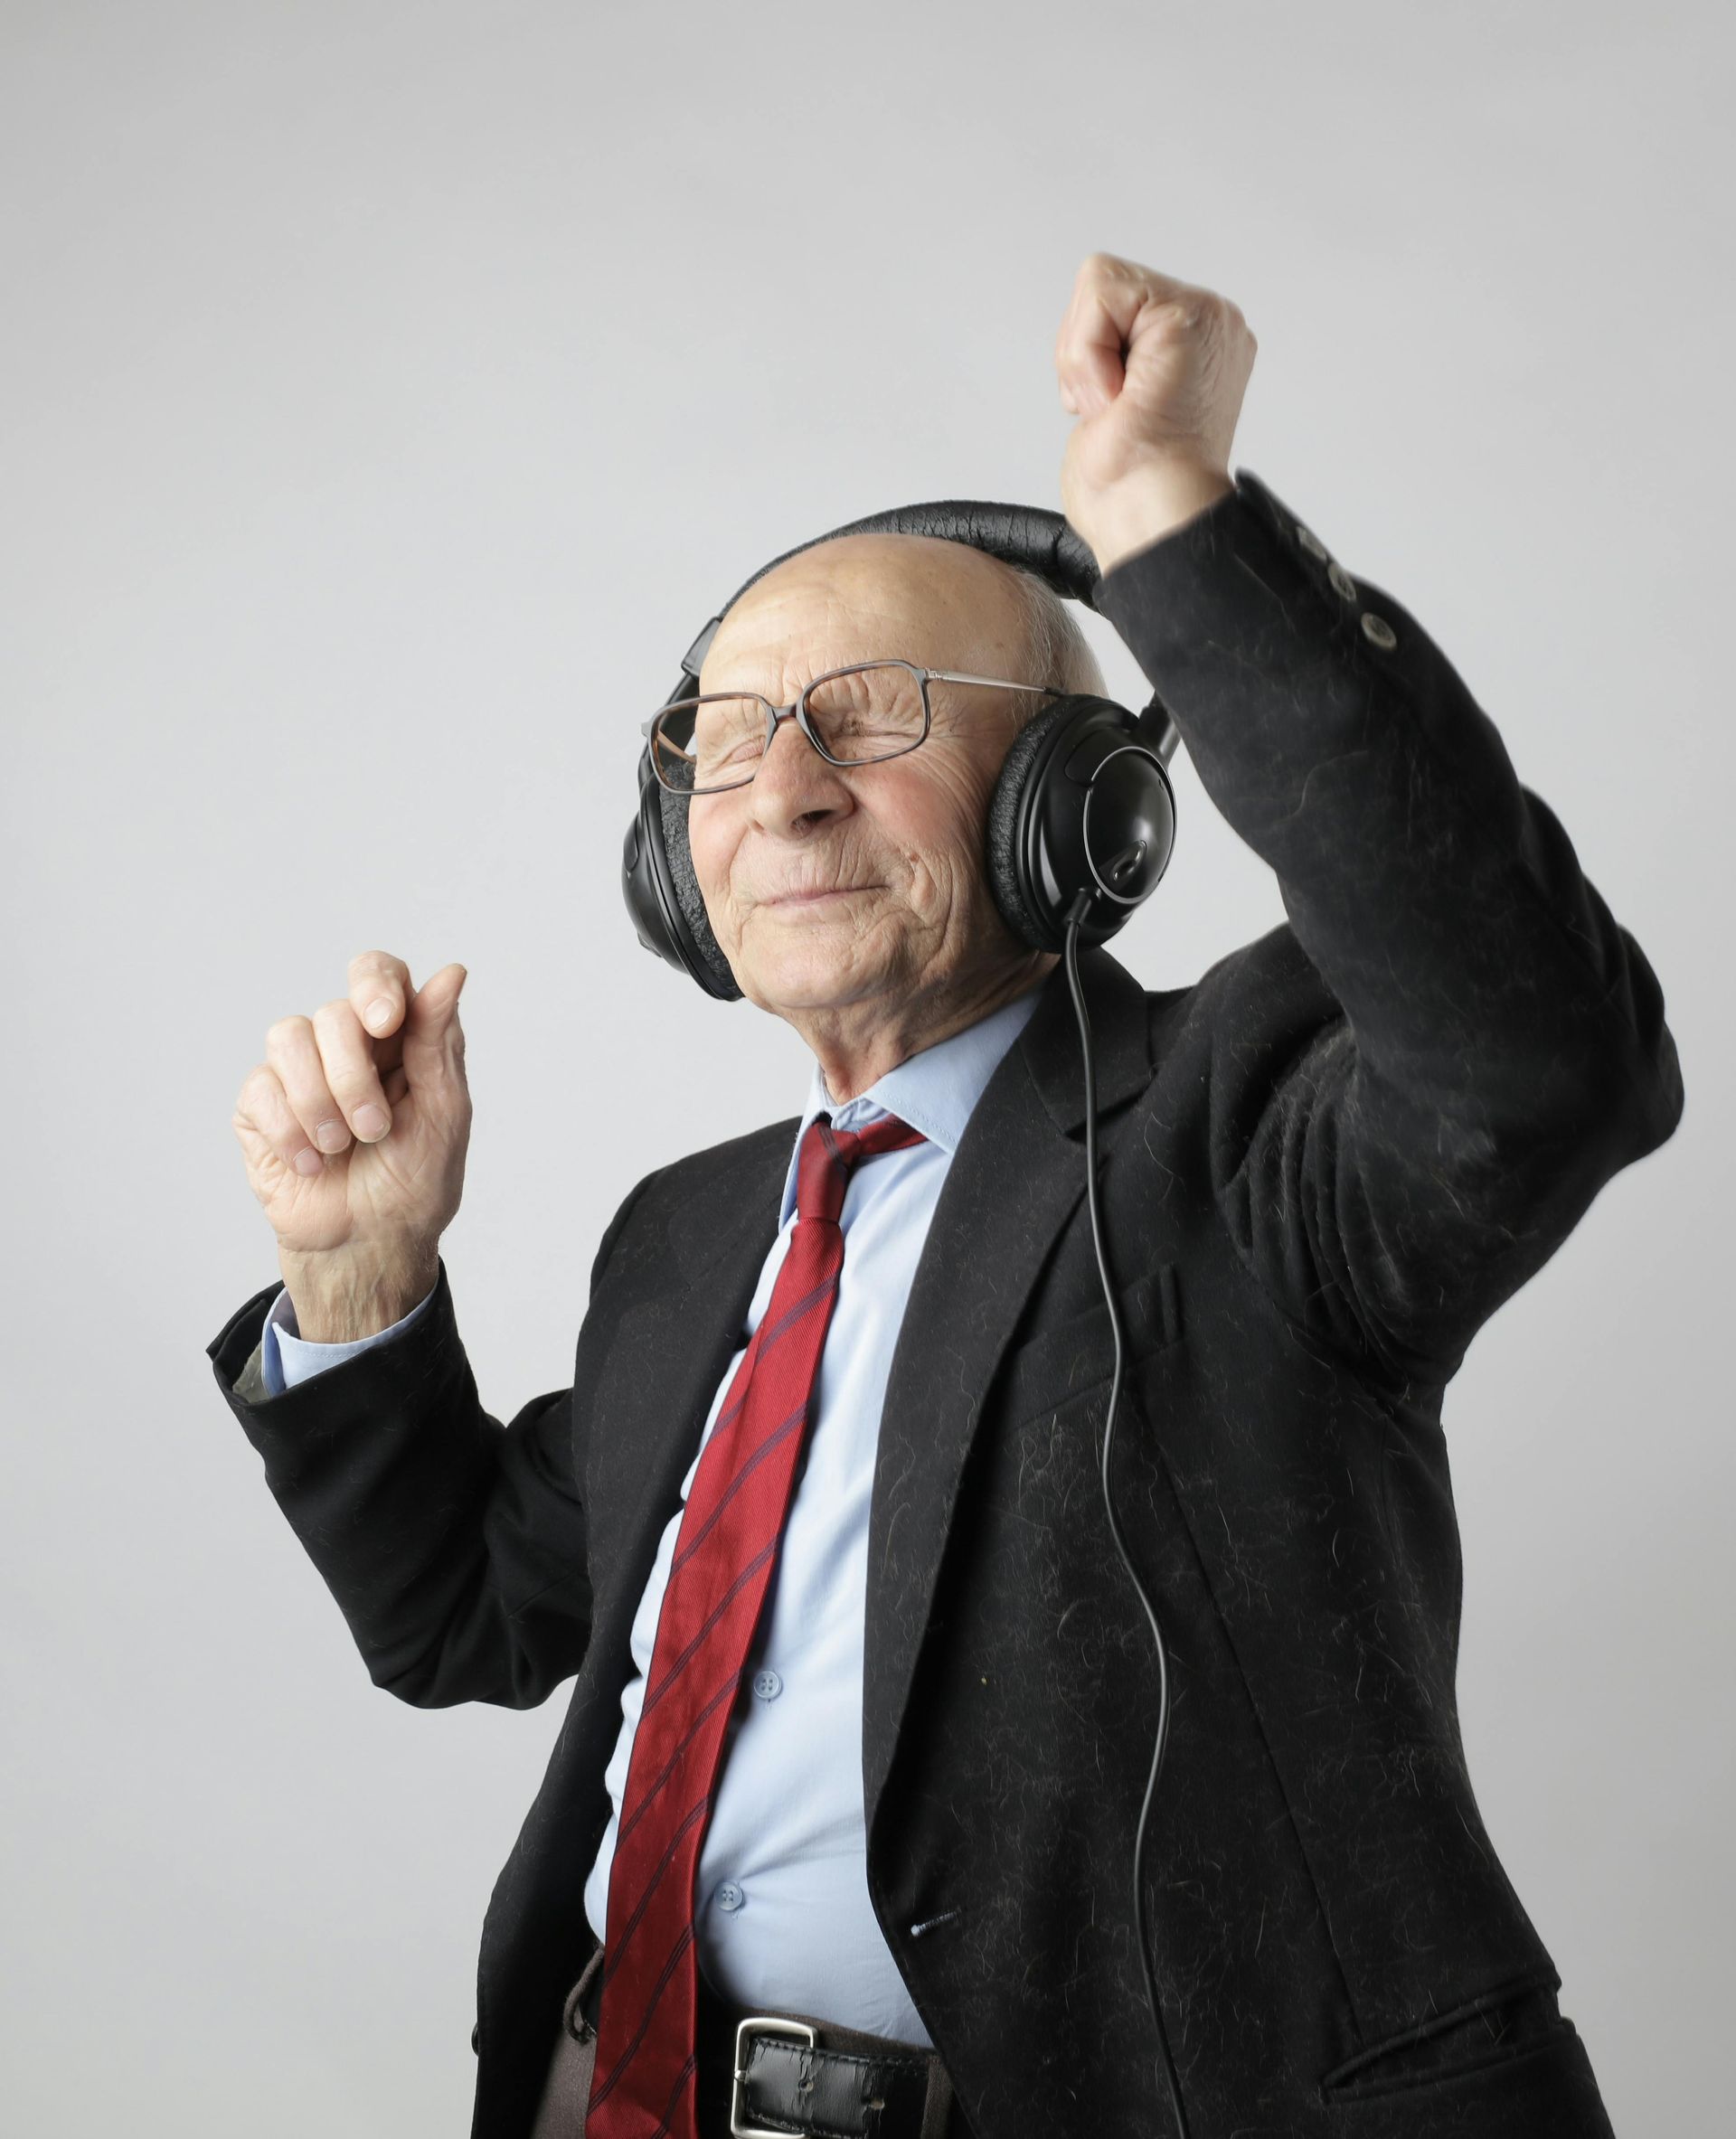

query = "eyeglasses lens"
[653,664,927,793]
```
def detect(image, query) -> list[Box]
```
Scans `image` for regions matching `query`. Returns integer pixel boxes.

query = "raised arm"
[1100,469,1681,1386]
[1054,253,1684,1390]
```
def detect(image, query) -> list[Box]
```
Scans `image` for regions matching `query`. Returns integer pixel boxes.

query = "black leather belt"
[576,1947,955,2138]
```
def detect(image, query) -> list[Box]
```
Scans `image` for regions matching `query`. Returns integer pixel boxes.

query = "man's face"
[685,533,1048,1026]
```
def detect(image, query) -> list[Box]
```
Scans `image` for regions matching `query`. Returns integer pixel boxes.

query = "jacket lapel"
[582,1126,792,1635]
[861,947,1153,1840]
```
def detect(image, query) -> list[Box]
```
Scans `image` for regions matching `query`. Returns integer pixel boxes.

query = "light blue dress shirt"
[260,982,1044,2044]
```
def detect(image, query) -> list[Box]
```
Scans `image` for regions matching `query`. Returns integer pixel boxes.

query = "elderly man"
[210,254,1683,2139]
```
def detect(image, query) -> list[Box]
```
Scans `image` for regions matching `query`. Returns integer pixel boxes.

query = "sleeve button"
[1360,611,1398,649]
[1327,561,1358,602]
[1296,524,1329,560]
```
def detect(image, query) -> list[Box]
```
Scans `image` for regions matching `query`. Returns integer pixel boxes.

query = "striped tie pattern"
[584,1107,929,2139]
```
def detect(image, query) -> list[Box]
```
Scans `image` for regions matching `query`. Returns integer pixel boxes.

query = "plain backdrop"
[2,2,1728,2132]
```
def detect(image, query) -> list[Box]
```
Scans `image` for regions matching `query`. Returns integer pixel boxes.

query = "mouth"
[762,884,880,909]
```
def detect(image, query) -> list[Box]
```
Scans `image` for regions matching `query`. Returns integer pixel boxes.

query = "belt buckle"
[731,2015,817,2137]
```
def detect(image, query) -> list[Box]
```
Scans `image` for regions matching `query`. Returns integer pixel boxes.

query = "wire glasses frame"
[640,659,1064,795]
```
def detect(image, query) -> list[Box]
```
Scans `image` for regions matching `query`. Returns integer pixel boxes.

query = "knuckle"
[265,1013,310,1052]
[328,1068,381,1107]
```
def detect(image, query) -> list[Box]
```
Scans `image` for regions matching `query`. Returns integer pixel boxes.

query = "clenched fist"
[231,952,471,1341]
[1054,250,1257,573]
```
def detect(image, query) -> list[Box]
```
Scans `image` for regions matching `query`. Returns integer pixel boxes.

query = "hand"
[231,952,471,1332]
[1054,251,1257,573]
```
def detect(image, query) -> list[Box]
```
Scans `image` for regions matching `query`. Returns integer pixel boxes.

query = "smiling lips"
[762,884,880,907]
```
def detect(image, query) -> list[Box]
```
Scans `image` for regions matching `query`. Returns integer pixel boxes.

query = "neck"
[791,950,1057,1106]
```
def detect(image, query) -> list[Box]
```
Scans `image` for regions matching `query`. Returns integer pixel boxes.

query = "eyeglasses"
[640,659,1062,796]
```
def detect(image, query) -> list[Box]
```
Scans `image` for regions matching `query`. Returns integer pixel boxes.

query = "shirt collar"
[776,981,1047,1229]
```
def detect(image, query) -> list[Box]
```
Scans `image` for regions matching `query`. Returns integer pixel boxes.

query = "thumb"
[402,962,468,1060]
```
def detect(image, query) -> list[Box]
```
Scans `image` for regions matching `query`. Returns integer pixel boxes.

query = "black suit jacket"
[207,471,1684,2138]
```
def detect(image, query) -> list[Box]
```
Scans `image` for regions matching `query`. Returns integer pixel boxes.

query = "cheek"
[880,759,995,895]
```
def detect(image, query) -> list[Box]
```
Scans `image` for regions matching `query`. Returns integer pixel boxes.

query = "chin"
[735,924,903,1013]
[745,960,886,1013]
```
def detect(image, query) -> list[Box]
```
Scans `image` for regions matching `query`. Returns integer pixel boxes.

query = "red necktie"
[584,1107,929,2139]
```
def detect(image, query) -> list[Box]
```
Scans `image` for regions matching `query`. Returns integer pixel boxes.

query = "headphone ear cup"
[620,753,743,1001]
[986,694,1175,955]
[986,699,1080,951]
[656,785,742,1000]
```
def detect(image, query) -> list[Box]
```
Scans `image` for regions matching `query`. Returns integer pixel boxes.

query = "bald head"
[700,531,1104,708]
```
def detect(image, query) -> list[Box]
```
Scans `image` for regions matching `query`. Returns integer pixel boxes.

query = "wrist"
[1077,461,1235,576]
[278,1240,439,1344]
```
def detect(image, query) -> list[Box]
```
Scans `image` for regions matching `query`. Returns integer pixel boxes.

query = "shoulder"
[589,1115,800,1296]
[1137,919,1341,1071]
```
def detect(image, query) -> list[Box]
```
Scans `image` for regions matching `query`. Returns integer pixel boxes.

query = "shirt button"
[1327,561,1358,603]
[1296,523,1329,561]
[716,1882,745,1912]
[1361,611,1398,650]
[752,1669,783,1701]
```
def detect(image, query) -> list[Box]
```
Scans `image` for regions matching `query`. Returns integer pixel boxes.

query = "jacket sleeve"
[262,1276,439,1396]
[1093,467,1684,1391]
[204,1171,654,1708]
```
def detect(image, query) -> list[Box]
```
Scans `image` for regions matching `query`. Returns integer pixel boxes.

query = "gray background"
[3,2,1728,2131]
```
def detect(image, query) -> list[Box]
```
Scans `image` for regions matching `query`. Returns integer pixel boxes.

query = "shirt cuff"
[262,1279,439,1398]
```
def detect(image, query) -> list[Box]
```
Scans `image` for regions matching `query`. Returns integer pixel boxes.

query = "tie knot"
[795,1110,927,1224]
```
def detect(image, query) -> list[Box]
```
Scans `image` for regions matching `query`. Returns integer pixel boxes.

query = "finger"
[1057,268,1136,417]
[349,949,414,1041]
[1073,301,1126,418]
[235,1061,326,1180]
[311,997,395,1142]
[265,1014,353,1155]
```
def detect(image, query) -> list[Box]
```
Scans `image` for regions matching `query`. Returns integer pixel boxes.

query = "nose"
[747,711,854,836]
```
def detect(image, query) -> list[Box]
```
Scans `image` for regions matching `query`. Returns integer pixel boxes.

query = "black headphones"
[621,499,1180,999]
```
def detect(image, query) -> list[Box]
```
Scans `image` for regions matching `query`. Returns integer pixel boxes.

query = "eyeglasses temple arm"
[925,670,1180,766]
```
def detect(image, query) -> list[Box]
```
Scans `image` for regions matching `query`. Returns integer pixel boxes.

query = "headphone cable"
[1062,898,1192,2139]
